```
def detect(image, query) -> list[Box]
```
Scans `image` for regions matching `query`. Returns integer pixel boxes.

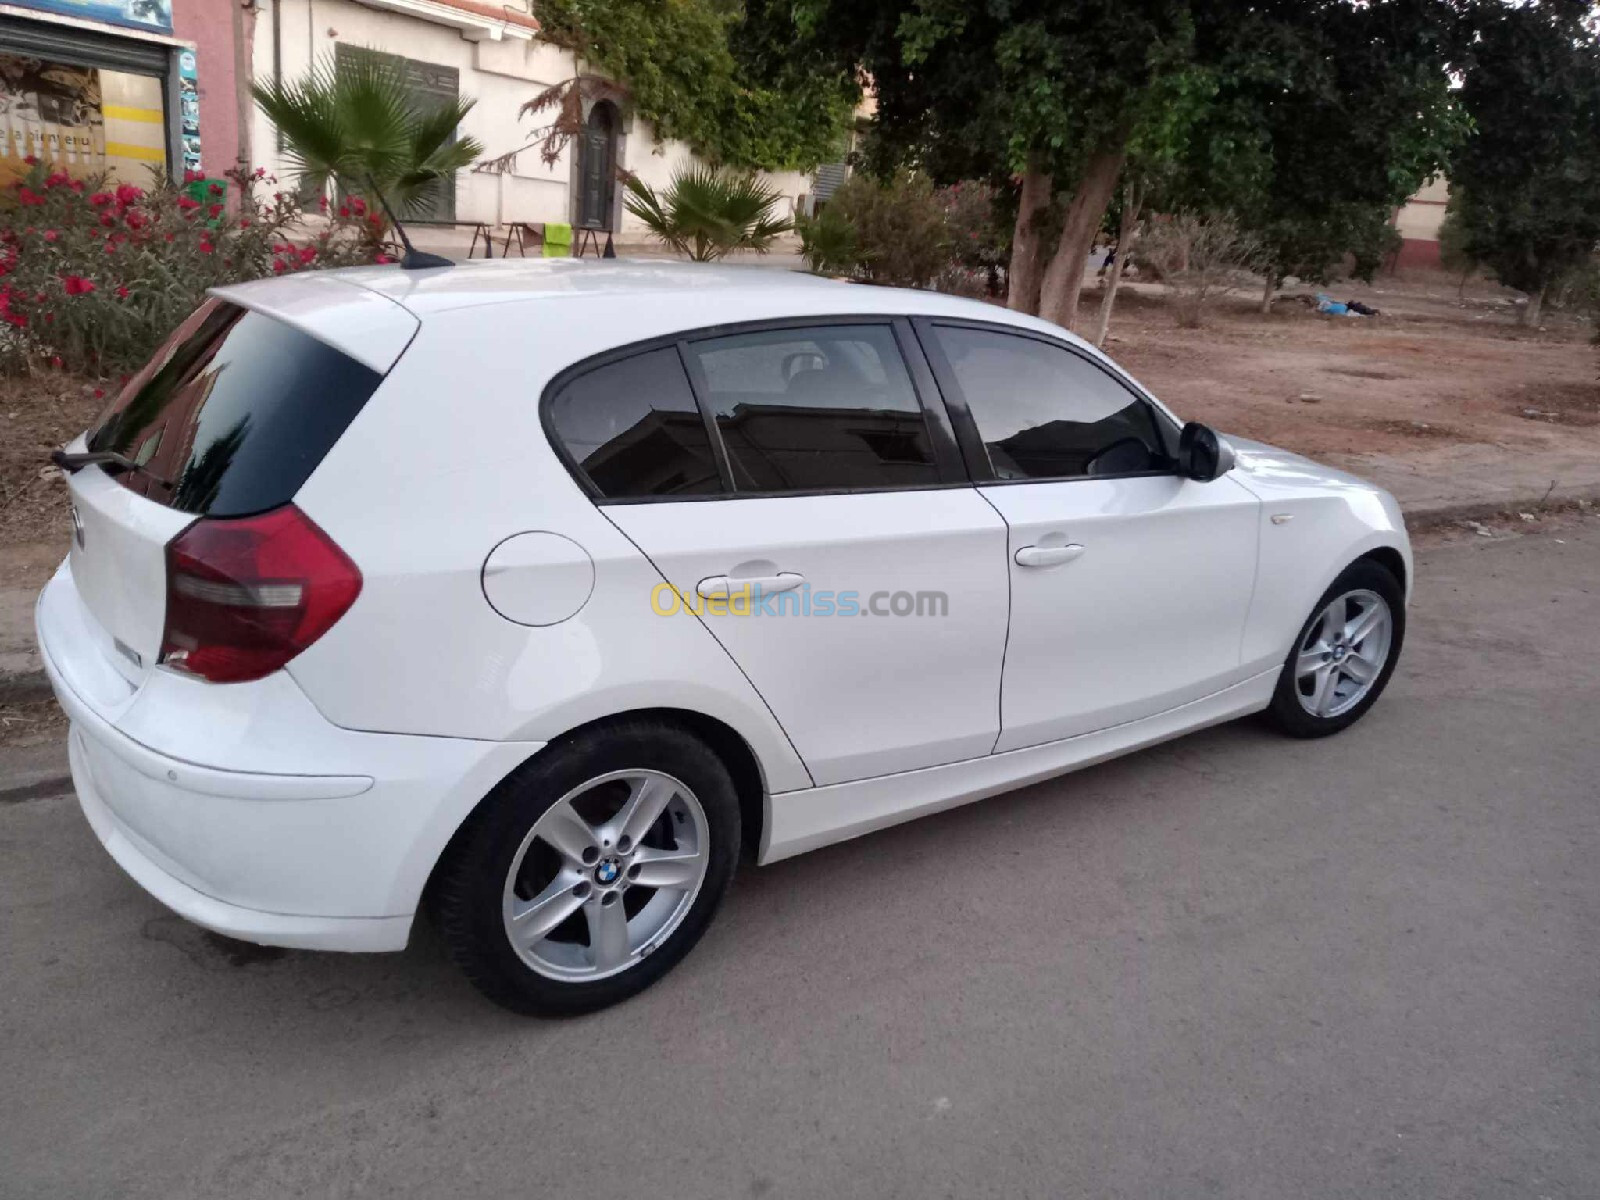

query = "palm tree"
[622,165,793,262]
[252,53,483,225]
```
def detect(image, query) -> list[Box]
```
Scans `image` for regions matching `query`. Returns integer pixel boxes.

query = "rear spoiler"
[209,273,420,374]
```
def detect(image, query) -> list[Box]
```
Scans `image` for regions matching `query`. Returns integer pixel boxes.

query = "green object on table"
[183,178,229,228]
[543,221,572,257]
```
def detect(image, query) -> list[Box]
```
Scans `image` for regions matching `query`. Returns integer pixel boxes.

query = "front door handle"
[696,572,806,599]
[1014,544,1085,569]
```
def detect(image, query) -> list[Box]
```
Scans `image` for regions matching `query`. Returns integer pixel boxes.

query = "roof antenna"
[366,174,452,270]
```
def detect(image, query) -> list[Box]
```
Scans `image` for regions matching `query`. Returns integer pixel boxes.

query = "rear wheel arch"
[423,707,769,911]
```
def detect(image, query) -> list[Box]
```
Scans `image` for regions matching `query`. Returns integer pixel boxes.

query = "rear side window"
[545,348,722,499]
[930,326,1169,481]
[89,299,384,516]
[683,325,939,493]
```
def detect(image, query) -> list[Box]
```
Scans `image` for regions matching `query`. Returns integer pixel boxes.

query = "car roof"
[213,258,1131,387]
[323,257,1079,336]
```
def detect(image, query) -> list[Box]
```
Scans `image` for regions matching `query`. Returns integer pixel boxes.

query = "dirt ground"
[0,373,103,548]
[1097,270,1598,469]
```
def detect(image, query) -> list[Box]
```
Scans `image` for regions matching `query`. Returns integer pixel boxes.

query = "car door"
[545,320,1011,788]
[918,320,1261,754]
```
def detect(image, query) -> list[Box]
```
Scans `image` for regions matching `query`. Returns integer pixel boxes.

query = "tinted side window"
[89,300,384,516]
[546,348,723,499]
[932,326,1169,480]
[685,325,940,493]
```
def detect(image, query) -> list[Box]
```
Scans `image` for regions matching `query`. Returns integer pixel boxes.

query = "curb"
[1402,486,1600,533]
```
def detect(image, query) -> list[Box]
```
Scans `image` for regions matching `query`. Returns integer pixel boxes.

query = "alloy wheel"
[501,769,710,982]
[1295,588,1394,719]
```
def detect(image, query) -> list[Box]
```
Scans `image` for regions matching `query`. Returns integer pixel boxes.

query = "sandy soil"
[0,374,103,549]
[1097,272,1598,470]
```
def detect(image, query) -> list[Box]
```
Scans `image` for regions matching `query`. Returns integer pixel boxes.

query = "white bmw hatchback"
[38,260,1409,1015]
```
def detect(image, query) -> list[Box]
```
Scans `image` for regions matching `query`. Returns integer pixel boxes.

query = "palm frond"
[624,165,792,261]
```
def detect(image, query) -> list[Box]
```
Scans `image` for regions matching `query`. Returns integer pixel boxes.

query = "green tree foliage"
[622,164,792,260]
[1189,2,1466,308]
[1450,0,1600,325]
[792,0,1462,331]
[533,0,856,172]
[252,52,483,218]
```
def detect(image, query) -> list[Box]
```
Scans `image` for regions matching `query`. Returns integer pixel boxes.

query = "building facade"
[1,0,244,187]
[1390,174,1449,270]
[247,0,812,238]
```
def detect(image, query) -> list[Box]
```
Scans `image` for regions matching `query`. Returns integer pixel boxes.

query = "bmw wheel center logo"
[594,857,621,885]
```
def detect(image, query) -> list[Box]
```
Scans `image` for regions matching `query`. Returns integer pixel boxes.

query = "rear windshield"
[88,299,383,516]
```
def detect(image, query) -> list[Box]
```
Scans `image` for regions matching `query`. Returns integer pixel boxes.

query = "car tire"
[432,718,740,1016]
[1264,559,1405,739]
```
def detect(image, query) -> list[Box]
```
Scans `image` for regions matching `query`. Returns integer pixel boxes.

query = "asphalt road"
[3,522,1597,1200]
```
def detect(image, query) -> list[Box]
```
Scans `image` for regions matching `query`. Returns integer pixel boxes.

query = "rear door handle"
[696,572,806,599]
[1014,544,1085,569]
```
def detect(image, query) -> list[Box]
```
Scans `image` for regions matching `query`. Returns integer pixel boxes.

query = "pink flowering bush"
[0,161,389,376]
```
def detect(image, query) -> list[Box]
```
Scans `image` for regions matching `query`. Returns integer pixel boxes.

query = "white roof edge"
[209,274,421,374]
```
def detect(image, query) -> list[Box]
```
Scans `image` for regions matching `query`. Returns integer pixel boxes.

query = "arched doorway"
[576,101,619,230]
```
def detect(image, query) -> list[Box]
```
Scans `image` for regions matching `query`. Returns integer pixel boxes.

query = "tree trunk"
[1520,285,1545,327]
[1007,156,1052,315]
[1259,270,1279,316]
[1092,180,1142,349]
[1038,141,1127,331]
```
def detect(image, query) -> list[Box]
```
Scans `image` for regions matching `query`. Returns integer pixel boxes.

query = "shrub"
[796,202,857,276]
[0,160,385,377]
[825,170,949,288]
[622,165,792,261]
[1137,212,1265,328]
[937,179,1010,296]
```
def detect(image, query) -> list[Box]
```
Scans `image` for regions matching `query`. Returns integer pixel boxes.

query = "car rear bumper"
[37,561,544,952]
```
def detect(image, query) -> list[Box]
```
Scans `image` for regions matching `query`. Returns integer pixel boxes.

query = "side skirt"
[758,669,1278,864]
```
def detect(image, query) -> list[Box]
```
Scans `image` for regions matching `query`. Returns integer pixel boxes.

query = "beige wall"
[1394,174,1449,242]
[251,0,811,235]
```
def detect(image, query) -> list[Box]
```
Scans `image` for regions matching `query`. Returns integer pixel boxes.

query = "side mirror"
[1178,422,1236,482]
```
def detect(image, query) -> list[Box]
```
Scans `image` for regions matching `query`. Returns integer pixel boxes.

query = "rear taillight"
[161,504,362,684]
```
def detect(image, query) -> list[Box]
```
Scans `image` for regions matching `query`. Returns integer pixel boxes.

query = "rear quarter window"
[89,299,384,516]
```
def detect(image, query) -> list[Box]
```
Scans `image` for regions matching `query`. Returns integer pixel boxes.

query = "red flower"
[16,187,44,207]
[69,180,85,193]
[51,356,63,369]
[62,275,96,295]
[93,387,105,399]
[183,168,200,183]
[349,196,367,216]
[104,241,116,253]
[45,171,70,189]
[254,167,266,179]
[163,233,174,243]
[176,195,201,212]
[298,245,316,265]
[23,154,38,165]
[124,210,147,230]
[208,203,223,218]
[198,239,215,255]
[318,195,329,212]
[88,191,114,207]
[374,252,393,264]
[209,182,223,196]
[43,229,58,242]
[115,183,143,206]
[338,206,350,218]
[272,259,289,274]
[116,285,130,299]
[238,218,251,228]
[99,213,115,228]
